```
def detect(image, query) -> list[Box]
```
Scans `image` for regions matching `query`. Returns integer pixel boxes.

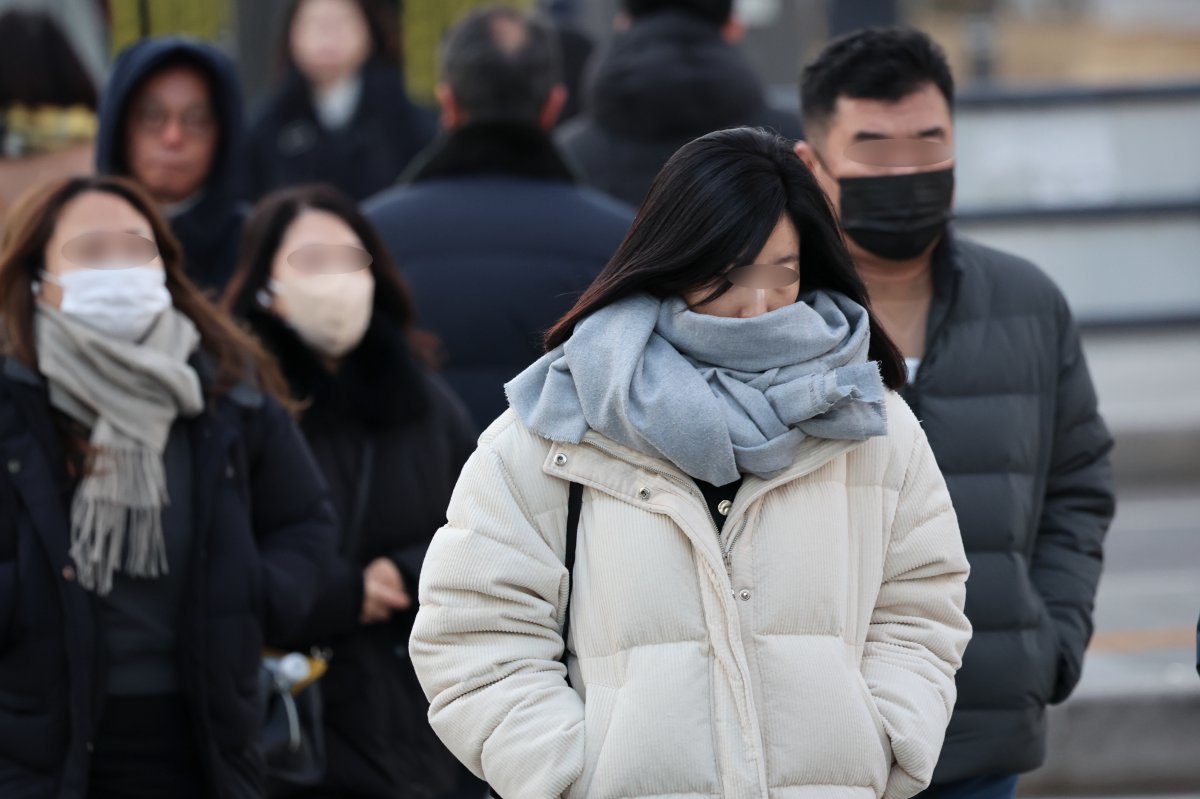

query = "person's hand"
[360,557,411,625]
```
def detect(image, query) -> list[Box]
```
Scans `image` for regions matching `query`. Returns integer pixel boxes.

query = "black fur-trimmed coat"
[248,309,476,798]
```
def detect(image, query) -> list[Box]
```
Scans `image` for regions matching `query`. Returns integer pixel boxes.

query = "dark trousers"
[88,694,206,799]
[917,775,1020,799]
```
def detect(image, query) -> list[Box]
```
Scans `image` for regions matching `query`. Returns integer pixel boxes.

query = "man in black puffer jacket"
[557,0,802,207]
[796,28,1115,799]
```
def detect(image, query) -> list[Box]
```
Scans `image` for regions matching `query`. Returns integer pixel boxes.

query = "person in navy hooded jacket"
[95,37,247,294]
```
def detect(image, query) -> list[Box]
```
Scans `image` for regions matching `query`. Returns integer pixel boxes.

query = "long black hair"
[545,127,906,389]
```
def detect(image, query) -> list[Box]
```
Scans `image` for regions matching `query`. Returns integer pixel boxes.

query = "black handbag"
[259,651,328,791]
[260,441,377,792]
[489,481,583,799]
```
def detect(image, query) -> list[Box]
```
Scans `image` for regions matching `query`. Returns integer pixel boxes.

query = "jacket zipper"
[579,440,754,594]
[576,439,734,568]
[907,250,962,418]
[579,440,766,786]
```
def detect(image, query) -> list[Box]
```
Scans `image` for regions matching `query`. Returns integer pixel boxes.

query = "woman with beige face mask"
[223,184,476,798]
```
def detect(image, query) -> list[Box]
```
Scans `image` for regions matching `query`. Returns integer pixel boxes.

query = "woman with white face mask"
[223,184,477,798]
[0,175,338,797]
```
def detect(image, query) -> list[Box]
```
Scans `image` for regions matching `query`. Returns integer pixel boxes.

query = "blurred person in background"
[556,0,802,207]
[245,0,436,202]
[96,37,248,294]
[537,0,596,127]
[223,184,475,799]
[410,127,971,799]
[0,10,97,230]
[365,6,633,430]
[795,27,1115,799]
[0,175,336,798]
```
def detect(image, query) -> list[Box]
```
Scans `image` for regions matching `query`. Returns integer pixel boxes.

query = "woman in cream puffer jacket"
[410,128,971,799]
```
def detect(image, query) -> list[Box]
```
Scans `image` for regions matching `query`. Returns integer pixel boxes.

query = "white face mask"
[270,271,375,359]
[40,264,172,342]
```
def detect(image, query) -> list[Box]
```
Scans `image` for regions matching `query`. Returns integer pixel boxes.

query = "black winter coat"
[245,61,436,202]
[364,122,634,429]
[556,11,802,207]
[0,355,337,799]
[248,310,476,798]
[904,233,1116,783]
[96,38,249,294]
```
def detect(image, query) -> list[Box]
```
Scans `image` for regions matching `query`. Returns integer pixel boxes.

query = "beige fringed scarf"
[34,305,204,595]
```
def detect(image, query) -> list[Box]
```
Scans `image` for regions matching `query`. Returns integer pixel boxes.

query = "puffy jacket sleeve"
[864,428,972,799]
[247,395,339,644]
[1029,297,1115,704]
[410,437,584,799]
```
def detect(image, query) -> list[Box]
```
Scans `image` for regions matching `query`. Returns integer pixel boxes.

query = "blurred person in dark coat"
[95,37,247,294]
[245,0,436,202]
[224,184,475,799]
[365,6,633,430]
[556,0,802,207]
[795,27,1115,799]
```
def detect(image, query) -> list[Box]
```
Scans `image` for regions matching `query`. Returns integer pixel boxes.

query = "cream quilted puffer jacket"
[411,392,971,799]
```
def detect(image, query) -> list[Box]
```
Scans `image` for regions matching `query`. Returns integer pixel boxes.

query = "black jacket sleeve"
[247,395,340,644]
[1029,296,1116,704]
[386,374,478,591]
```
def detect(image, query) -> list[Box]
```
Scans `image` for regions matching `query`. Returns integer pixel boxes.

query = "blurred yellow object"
[2,105,97,157]
[109,0,232,55]
[262,648,329,695]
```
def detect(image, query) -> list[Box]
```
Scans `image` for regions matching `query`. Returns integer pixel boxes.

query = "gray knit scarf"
[506,290,888,485]
[35,305,204,595]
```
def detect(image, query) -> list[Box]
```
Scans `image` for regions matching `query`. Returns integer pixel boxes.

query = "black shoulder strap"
[559,482,584,671]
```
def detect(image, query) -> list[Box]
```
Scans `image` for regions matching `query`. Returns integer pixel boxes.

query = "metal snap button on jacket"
[717,499,732,516]
[638,487,650,500]
[739,589,751,601]
[554,453,568,466]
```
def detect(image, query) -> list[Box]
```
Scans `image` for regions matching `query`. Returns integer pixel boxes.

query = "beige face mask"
[270,271,375,358]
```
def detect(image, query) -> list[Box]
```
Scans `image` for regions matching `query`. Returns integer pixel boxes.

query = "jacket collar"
[543,425,862,536]
[404,121,577,185]
[247,307,428,429]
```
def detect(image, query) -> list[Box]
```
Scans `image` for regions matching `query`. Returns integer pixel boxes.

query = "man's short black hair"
[623,0,733,26]
[800,27,955,136]
[439,6,561,126]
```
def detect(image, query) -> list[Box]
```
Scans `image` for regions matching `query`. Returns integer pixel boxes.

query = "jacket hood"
[95,37,244,206]
[586,11,766,140]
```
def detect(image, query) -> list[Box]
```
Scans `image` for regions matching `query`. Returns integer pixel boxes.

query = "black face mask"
[838,168,955,261]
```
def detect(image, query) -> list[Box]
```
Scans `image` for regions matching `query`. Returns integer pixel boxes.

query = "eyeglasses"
[724,260,800,290]
[130,103,215,138]
[61,231,160,267]
[843,138,952,168]
[285,244,373,274]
